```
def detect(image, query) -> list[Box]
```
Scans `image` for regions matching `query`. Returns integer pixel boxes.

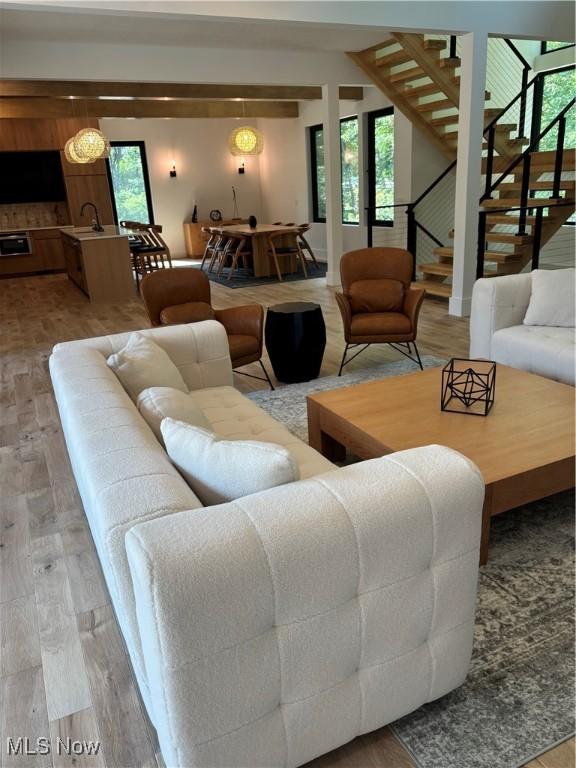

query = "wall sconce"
[238,160,245,175]
[169,161,177,178]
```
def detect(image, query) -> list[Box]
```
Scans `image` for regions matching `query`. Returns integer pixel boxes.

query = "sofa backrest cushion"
[137,387,211,443]
[162,418,300,505]
[523,268,575,328]
[107,332,189,401]
[53,321,234,392]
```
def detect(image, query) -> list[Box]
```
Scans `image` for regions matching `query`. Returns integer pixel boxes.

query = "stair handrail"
[503,39,532,138]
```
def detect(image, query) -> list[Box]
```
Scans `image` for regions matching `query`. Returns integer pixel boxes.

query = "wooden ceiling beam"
[0,98,300,119]
[0,80,363,101]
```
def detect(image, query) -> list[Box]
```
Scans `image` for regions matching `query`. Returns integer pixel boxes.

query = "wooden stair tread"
[487,214,539,225]
[376,49,413,67]
[497,180,575,191]
[419,262,454,276]
[433,246,523,263]
[390,66,428,83]
[417,279,452,297]
[415,98,454,112]
[402,82,446,98]
[481,196,574,208]
[484,232,532,244]
[423,39,447,50]
[439,57,461,68]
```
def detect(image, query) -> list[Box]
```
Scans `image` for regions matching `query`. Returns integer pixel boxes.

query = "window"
[368,107,394,226]
[310,125,326,223]
[340,116,359,224]
[106,141,154,224]
[541,41,575,55]
[538,67,576,151]
[309,118,360,224]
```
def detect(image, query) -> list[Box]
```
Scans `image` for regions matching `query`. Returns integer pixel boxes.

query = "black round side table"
[265,302,326,383]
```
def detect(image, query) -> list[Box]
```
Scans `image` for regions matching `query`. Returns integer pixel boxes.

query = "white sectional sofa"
[470,271,575,386]
[50,320,485,768]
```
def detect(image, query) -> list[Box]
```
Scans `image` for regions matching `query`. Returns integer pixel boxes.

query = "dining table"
[206,223,300,278]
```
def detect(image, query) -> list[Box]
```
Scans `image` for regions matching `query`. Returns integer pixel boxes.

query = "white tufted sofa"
[470,272,575,385]
[50,321,485,768]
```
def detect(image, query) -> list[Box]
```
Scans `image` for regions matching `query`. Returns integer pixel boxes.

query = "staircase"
[348,34,523,162]
[349,35,576,298]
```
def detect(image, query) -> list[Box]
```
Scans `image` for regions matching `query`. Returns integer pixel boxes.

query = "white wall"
[102,118,265,257]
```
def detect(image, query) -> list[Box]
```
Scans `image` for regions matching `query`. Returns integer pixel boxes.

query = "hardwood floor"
[0,272,572,768]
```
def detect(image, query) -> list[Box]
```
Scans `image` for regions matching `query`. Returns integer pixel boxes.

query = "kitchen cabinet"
[61,227,135,302]
[0,228,66,276]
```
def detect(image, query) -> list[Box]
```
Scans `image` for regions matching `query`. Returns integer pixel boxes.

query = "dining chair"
[297,223,320,269]
[216,235,252,280]
[267,231,308,281]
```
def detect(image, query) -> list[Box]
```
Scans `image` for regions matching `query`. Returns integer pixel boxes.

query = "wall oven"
[0,232,33,257]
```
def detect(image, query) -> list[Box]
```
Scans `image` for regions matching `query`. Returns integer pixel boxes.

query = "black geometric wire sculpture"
[441,358,496,416]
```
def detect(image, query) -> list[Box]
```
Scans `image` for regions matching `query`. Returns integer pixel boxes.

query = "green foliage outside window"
[539,69,576,151]
[108,144,152,224]
[372,112,394,224]
[340,117,359,223]
[313,129,326,221]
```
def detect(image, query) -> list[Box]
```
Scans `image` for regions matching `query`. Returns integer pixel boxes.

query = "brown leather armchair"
[140,269,274,388]
[335,248,425,375]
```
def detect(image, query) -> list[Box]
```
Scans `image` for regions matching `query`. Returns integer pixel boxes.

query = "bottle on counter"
[191,204,198,223]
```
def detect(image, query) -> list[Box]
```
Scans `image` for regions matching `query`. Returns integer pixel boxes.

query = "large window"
[309,117,361,224]
[537,67,576,151]
[368,107,395,226]
[340,116,359,224]
[106,141,154,224]
[310,125,326,222]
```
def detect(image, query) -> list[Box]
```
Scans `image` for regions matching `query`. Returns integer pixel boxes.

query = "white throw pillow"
[137,387,210,443]
[107,332,188,401]
[523,269,575,328]
[161,418,300,505]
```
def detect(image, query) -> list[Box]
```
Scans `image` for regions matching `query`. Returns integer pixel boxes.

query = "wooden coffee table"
[307,365,575,564]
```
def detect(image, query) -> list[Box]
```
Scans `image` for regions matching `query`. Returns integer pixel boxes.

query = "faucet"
[80,202,104,232]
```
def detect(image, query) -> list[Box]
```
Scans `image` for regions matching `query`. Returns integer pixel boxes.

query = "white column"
[450,31,488,317]
[322,83,343,286]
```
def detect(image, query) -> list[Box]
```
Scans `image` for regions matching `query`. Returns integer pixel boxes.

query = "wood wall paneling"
[64,175,114,227]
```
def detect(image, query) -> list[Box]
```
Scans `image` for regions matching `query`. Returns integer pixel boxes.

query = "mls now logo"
[7,737,101,756]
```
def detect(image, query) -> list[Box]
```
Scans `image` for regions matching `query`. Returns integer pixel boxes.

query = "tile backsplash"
[0,202,69,230]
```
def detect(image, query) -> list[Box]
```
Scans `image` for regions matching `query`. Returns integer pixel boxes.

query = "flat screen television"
[0,150,67,204]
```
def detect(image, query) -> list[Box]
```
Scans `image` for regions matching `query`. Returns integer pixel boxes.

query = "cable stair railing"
[365,63,575,296]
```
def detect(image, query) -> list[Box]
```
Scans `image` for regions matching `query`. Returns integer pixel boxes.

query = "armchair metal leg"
[412,342,424,370]
[233,360,275,390]
[259,360,275,390]
[338,344,349,376]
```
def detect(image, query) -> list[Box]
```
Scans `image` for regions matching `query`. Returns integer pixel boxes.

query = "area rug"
[177,261,327,288]
[247,362,575,768]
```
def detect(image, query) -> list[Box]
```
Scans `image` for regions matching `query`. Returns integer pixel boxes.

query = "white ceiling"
[0,6,391,51]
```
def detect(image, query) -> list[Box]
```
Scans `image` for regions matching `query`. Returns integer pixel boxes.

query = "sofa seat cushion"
[162,419,300,505]
[351,312,412,338]
[160,301,216,325]
[188,385,335,478]
[228,334,260,361]
[492,324,575,385]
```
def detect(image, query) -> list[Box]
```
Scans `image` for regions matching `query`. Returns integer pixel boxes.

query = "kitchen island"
[61,226,135,302]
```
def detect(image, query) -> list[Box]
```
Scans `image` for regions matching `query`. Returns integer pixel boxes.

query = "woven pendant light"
[64,137,95,164]
[72,127,111,161]
[228,126,264,156]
